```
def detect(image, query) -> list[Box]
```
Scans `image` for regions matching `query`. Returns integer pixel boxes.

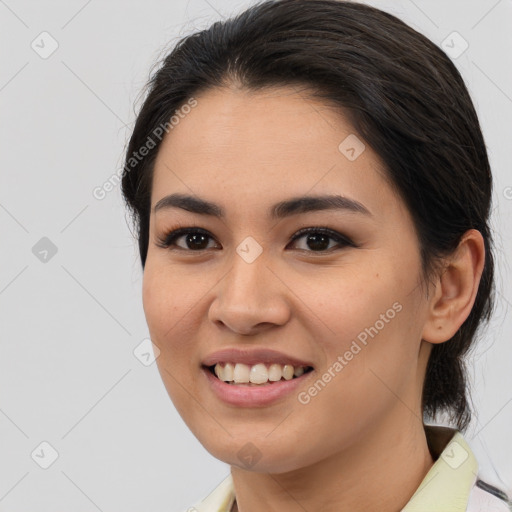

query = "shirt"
[181,424,511,512]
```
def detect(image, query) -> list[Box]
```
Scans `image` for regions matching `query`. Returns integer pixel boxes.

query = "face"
[142,86,433,473]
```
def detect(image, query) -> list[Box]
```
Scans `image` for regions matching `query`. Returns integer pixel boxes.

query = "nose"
[208,250,291,336]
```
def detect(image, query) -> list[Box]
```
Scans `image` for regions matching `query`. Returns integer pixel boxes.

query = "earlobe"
[421,229,486,344]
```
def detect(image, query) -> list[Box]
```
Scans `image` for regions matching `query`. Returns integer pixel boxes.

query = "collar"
[402,424,478,511]
[192,424,478,512]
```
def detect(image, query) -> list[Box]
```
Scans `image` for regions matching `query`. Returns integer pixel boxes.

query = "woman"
[121,0,511,510]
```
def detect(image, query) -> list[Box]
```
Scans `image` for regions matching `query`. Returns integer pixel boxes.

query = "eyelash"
[155,225,357,254]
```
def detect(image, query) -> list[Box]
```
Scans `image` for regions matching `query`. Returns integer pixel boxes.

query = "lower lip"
[201,366,314,407]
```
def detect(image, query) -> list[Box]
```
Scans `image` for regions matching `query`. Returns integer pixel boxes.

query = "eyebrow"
[153,193,372,219]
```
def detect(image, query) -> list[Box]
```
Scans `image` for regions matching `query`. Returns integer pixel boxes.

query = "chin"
[199,435,310,474]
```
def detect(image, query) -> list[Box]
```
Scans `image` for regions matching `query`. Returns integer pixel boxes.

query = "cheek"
[307,270,392,346]
[293,287,418,446]
[142,264,204,419]
[142,263,201,363]
[310,267,419,385]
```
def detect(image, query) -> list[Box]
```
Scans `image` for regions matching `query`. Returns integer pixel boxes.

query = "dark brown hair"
[121,0,496,433]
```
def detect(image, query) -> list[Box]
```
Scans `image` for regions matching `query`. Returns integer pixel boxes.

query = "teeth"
[250,363,268,384]
[268,364,282,381]
[224,362,234,381]
[233,363,250,383]
[213,362,310,384]
[294,366,305,377]
[282,364,294,380]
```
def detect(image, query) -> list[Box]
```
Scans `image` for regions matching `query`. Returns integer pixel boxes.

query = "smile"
[201,364,315,407]
[208,362,314,385]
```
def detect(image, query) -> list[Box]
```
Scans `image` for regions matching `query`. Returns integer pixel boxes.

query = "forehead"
[150,85,401,222]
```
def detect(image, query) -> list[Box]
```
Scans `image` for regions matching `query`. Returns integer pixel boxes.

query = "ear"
[421,229,486,344]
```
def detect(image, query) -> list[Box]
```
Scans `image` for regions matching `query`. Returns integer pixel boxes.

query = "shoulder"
[466,479,512,512]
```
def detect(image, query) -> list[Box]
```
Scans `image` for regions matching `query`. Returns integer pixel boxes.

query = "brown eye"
[156,226,356,253]
[156,228,219,251]
[288,227,355,252]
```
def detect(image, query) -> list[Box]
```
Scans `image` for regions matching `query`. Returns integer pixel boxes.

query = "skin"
[142,85,485,512]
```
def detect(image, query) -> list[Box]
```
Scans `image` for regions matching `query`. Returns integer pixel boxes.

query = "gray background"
[1,0,511,511]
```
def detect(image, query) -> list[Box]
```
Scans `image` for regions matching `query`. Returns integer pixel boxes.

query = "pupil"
[188,233,208,250]
[307,233,329,251]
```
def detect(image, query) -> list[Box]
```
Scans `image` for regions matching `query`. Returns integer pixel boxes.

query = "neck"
[230,414,435,512]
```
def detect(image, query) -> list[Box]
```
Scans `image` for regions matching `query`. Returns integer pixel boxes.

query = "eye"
[155,227,218,251]
[155,226,356,253]
[287,226,355,252]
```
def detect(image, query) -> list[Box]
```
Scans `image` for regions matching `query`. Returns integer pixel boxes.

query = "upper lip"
[201,348,314,368]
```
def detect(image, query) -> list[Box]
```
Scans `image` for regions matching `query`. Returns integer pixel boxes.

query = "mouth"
[203,363,315,386]
[201,361,316,407]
